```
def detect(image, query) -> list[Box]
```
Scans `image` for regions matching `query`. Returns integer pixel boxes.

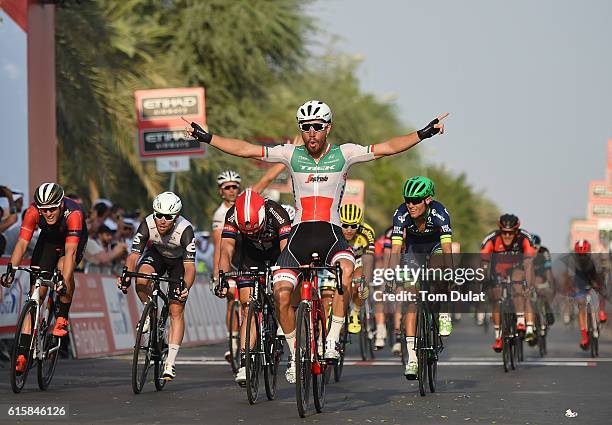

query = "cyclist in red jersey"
[1,183,87,372]
[480,214,536,352]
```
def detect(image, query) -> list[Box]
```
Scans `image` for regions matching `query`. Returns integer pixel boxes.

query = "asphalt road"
[0,317,610,425]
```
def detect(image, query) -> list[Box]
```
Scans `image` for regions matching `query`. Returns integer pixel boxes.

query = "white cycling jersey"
[261,143,375,226]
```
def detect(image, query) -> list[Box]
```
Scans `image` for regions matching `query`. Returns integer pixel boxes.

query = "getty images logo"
[305,174,329,183]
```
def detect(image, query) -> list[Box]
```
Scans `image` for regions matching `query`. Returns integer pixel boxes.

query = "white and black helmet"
[34,182,64,208]
[217,170,241,187]
[153,192,182,215]
[296,100,332,123]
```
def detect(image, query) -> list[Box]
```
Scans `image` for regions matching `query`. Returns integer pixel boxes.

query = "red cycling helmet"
[574,240,591,254]
[235,188,266,235]
[498,213,520,231]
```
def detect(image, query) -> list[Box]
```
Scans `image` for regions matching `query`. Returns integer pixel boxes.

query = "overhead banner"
[135,87,206,159]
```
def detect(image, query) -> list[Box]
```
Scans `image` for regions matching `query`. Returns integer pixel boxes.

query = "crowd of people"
[0,187,214,277]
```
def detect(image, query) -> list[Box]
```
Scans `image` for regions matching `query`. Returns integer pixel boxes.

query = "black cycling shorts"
[137,247,188,302]
[30,233,88,285]
[273,222,354,287]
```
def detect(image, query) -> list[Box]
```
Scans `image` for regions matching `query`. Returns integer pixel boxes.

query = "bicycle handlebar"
[120,267,185,295]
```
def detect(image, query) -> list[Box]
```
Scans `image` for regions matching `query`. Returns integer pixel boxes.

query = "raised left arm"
[374,112,449,158]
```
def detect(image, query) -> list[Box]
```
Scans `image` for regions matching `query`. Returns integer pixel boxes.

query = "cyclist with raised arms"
[186,100,448,383]
[387,176,454,379]
[216,188,291,385]
[481,213,536,352]
[1,183,87,373]
[117,192,196,381]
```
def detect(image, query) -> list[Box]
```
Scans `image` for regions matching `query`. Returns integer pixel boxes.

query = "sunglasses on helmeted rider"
[501,231,516,236]
[154,212,176,221]
[405,197,425,205]
[341,223,359,229]
[39,206,59,213]
[221,185,240,191]
[298,122,329,132]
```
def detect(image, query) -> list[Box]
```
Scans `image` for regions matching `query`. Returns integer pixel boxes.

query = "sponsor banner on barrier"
[0,264,29,338]
[0,261,228,358]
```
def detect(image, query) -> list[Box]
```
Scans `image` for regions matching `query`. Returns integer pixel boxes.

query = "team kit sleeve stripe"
[391,236,404,245]
[440,234,452,244]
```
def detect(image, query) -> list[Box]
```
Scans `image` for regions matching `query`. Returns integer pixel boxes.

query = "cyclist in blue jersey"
[387,176,454,379]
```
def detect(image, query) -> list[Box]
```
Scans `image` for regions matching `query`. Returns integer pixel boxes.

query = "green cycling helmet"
[402,176,435,199]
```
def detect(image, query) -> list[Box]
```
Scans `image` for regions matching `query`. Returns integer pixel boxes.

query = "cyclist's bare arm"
[251,163,286,192]
[61,242,78,284]
[523,257,535,287]
[218,237,236,275]
[9,238,29,269]
[362,253,375,284]
[441,241,454,269]
[183,261,196,288]
[373,112,448,159]
[212,227,224,279]
[279,238,288,253]
[124,252,140,273]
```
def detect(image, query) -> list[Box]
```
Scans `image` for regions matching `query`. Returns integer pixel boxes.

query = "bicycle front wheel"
[264,304,281,401]
[313,309,327,413]
[417,306,427,396]
[333,316,348,383]
[295,302,312,418]
[228,300,241,374]
[132,302,155,394]
[37,313,61,391]
[427,313,438,393]
[11,300,37,393]
[154,306,169,391]
[245,301,262,404]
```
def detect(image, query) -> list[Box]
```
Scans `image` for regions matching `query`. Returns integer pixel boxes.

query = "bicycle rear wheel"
[313,309,327,413]
[154,306,169,391]
[359,309,369,361]
[264,304,281,401]
[587,306,599,358]
[37,312,61,391]
[11,300,37,393]
[132,302,155,394]
[295,302,312,418]
[245,302,262,404]
[228,300,241,374]
[400,325,408,366]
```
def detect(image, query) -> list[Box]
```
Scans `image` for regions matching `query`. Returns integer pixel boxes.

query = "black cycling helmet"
[34,182,64,208]
[498,213,520,231]
[532,234,541,246]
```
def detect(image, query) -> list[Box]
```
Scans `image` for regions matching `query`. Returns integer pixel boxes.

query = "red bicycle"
[276,253,343,418]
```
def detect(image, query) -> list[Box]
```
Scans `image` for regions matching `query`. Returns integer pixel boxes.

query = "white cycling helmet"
[217,170,241,187]
[281,204,296,223]
[296,100,332,123]
[153,192,182,215]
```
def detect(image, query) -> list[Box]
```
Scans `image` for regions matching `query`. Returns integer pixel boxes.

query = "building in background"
[569,139,612,252]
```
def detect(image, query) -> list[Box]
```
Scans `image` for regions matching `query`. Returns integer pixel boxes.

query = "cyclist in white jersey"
[117,192,196,381]
[186,101,448,383]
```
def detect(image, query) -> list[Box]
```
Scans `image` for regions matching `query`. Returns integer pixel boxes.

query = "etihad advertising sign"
[135,87,206,158]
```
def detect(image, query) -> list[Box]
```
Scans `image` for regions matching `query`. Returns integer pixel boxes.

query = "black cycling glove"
[190,122,213,144]
[417,118,440,140]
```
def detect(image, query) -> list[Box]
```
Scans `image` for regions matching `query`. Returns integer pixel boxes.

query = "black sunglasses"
[298,122,329,132]
[222,185,240,191]
[154,212,176,221]
[341,223,359,229]
[405,197,425,205]
[501,230,516,236]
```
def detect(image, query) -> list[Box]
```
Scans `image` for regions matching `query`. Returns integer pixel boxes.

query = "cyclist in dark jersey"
[388,176,454,379]
[217,189,291,385]
[1,183,87,373]
[531,235,556,325]
[481,214,536,352]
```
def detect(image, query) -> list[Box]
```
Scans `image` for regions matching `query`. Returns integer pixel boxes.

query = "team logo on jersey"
[305,174,329,183]
[279,225,292,234]
[269,207,285,224]
[133,233,143,245]
[397,214,406,223]
[441,225,451,233]
[187,238,196,253]
[431,209,445,222]
[223,224,237,233]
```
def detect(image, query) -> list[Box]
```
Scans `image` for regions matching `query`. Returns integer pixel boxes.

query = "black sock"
[18,333,32,356]
[56,301,72,319]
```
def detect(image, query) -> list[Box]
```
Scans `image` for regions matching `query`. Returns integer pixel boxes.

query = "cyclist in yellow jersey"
[338,204,376,334]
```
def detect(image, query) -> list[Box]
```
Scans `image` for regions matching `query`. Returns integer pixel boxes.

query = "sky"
[308,0,612,252]
[2,3,612,251]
